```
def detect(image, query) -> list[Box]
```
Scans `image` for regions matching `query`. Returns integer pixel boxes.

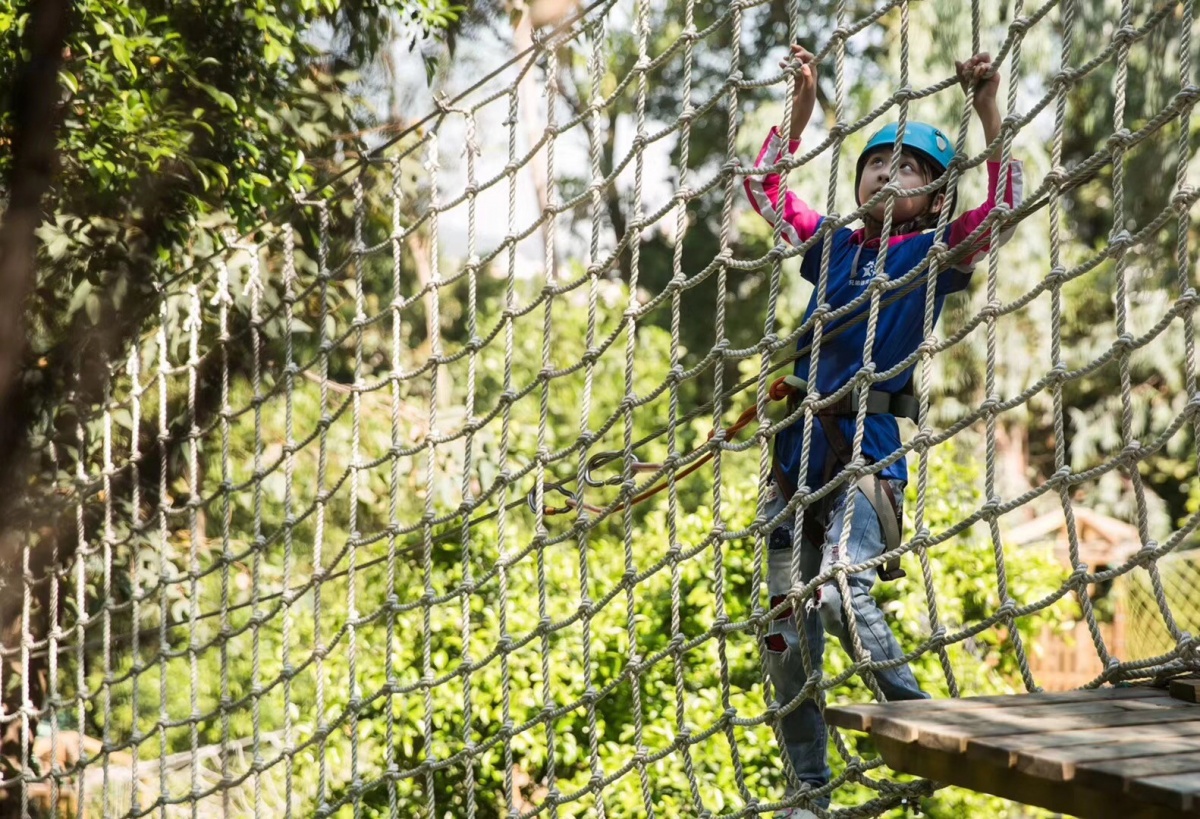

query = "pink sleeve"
[945,159,1025,266]
[744,126,823,245]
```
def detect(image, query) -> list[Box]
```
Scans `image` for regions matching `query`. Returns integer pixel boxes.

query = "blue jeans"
[763,479,927,804]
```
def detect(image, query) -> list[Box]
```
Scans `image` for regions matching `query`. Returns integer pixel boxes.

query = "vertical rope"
[910,0,983,704]
[622,1,656,812]
[496,82,520,819]
[45,431,65,814]
[156,295,172,819]
[1111,0,1185,650]
[981,0,1038,694]
[73,396,89,817]
[829,0,911,705]
[245,239,268,817]
[126,341,143,817]
[457,108,481,819]
[347,177,367,817]
[281,221,299,817]
[216,245,236,819]
[1046,0,1113,676]
[576,15,609,819]
[100,359,115,819]
[19,499,34,816]
[535,39,562,819]
[312,202,332,812]
[420,132,442,819]
[759,0,801,798]
[384,157,404,816]
[715,0,753,805]
[665,0,705,811]
[185,279,203,819]
[1172,0,1199,669]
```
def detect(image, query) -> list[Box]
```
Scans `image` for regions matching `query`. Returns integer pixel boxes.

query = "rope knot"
[1113,24,1137,46]
[910,429,932,450]
[1050,464,1073,486]
[1010,14,1031,34]
[1173,186,1197,212]
[1178,632,1197,656]
[1051,69,1073,92]
[1121,440,1145,464]
[1107,128,1134,151]
[1113,331,1137,353]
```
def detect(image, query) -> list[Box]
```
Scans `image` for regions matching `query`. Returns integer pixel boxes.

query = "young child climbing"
[744,44,1023,817]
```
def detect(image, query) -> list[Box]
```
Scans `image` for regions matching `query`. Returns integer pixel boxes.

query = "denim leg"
[816,481,927,702]
[763,485,831,800]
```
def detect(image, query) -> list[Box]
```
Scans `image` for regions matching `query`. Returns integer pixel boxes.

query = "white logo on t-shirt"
[849,258,876,286]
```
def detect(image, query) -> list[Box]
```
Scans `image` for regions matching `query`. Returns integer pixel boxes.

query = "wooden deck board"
[1128,772,1200,811]
[875,699,1200,752]
[825,685,1162,731]
[827,683,1200,819]
[1075,751,1200,794]
[968,719,1200,767]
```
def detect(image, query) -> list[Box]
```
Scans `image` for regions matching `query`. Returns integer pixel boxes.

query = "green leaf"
[194,81,238,112]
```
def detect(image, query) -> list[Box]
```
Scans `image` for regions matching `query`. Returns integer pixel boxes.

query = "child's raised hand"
[956,52,1001,112]
[780,43,818,139]
[957,53,1004,159]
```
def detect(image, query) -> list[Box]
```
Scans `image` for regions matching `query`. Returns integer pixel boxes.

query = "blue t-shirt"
[774,221,971,493]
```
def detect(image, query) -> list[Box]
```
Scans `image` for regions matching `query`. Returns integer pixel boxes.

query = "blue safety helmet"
[855,121,955,203]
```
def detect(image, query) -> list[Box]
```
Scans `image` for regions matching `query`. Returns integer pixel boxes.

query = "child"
[744,45,1022,816]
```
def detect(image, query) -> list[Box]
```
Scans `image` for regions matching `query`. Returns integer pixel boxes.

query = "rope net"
[7,0,1200,816]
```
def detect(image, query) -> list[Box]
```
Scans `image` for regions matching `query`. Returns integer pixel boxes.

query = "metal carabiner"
[526,480,579,516]
[583,450,632,488]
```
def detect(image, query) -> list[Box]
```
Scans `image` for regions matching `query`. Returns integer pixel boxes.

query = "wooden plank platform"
[826,679,1200,818]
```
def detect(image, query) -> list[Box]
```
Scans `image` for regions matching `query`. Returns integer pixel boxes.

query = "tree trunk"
[997,421,1035,518]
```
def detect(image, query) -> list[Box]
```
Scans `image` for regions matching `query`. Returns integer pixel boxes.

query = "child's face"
[857,146,942,226]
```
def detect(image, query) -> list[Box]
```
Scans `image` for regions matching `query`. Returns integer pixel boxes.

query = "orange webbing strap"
[535,376,799,517]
